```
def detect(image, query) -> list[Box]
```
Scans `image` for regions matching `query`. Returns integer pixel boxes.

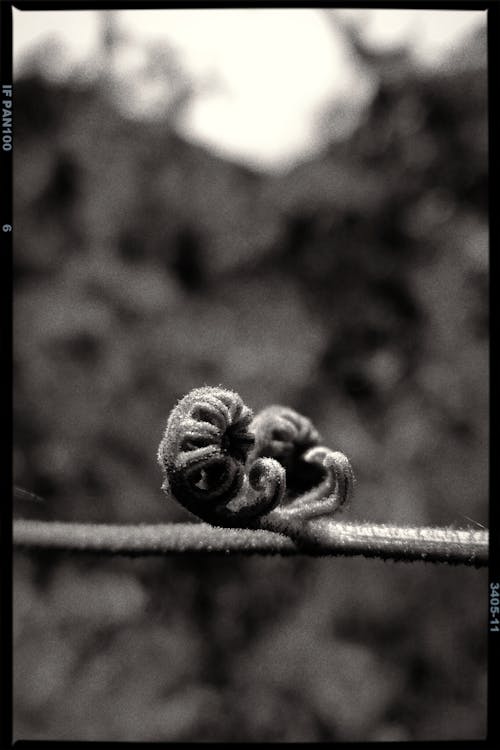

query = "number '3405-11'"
[490,582,500,632]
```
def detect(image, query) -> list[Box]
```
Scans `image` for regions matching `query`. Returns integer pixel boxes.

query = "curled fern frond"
[159,388,355,536]
[249,405,354,519]
[249,405,321,495]
[275,447,355,521]
[11,394,487,566]
[158,387,284,527]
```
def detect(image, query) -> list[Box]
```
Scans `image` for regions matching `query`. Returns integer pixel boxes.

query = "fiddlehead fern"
[248,405,322,495]
[157,387,285,527]
[13,387,487,565]
[159,388,354,535]
[249,405,355,518]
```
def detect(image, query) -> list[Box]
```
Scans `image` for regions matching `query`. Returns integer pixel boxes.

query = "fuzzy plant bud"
[158,386,285,527]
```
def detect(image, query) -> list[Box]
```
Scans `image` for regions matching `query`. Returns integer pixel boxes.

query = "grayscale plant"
[157,386,355,536]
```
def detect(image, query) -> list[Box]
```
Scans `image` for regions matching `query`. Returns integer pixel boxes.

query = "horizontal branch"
[13,519,488,567]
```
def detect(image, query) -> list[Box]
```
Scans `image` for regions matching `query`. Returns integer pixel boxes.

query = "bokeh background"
[13,8,488,742]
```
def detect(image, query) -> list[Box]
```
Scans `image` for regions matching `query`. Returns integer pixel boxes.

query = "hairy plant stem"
[13,519,488,567]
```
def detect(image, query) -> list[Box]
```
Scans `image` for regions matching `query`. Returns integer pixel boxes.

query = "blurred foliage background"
[13,11,488,742]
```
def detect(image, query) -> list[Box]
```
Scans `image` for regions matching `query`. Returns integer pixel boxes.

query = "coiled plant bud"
[159,387,354,537]
[249,405,322,495]
[158,387,285,527]
[250,405,355,519]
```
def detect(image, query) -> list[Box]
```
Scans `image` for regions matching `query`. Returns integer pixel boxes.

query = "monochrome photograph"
[10,5,489,742]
